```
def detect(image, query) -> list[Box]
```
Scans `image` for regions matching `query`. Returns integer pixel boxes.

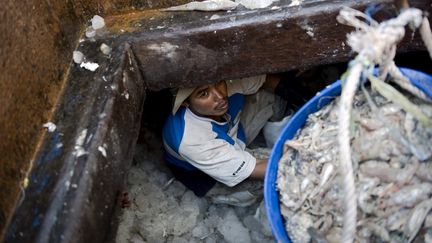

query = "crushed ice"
[288,0,303,7]
[85,27,96,38]
[115,130,275,242]
[210,14,221,20]
[73,129,88,157]
[43,122,56,132]
[73,51,84,64]
[85,15,106,39]
[235,0,277,9]
[80,62,99,71]
[91,15,105,30]
[100,43,112,55]
[98,145,107,157]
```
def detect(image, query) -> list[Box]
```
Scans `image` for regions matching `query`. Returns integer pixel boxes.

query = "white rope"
[420,17,432,60]
[378,45,396,80]
[338,62,362,243]
[340,7,423,63]
[388,61,432,102]
[336,7,428,242]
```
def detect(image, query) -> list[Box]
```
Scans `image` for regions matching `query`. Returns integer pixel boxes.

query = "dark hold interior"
[138,50,432,143]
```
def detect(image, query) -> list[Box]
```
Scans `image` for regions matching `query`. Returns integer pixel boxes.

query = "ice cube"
[236,0,276,9]
[85,26,96,38]
[209,14,220,20]
[91,15,105,30]
[73,51,84,64]
[43,122,57,132]
[80,62,99,71]
[100,43,112,55]
[217,209,251,243]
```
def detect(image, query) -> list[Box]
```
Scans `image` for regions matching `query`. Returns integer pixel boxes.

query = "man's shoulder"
[162,108,187,146]
[227,75,266,96]
[163,108,186,130]
[163,108,214,144]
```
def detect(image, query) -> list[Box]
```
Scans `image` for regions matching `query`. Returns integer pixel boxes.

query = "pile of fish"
[277,85,432,242]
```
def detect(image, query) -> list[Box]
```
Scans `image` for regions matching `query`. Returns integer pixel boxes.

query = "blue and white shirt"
[162,75,266,187]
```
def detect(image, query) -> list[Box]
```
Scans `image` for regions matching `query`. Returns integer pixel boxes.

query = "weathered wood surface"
[4,0,431,242]
[1,0,194,239]
[5,41,145,242]
[105,0,430,90]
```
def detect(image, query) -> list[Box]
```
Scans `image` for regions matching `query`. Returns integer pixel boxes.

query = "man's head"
[172,80,228,120]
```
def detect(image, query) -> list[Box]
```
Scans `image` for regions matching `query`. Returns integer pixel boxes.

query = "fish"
[404,199,432,242]
[277,83,432,242]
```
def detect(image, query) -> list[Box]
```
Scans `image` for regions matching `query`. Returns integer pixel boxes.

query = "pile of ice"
[86,15,106,39]
[72,14,111,72]
[115,130,274,243]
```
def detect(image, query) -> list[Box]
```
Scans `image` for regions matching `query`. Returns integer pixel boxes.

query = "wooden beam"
[5,42,146,242]
[105,0,430,90]
[4,1,430,242]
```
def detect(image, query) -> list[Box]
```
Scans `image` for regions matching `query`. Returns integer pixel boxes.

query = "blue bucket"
[264,67,432,242]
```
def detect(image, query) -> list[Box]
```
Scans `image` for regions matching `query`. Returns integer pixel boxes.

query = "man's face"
[185,80,228,120]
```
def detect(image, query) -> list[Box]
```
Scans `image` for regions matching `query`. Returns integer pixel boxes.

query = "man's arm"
[261,74,281,93]
[249,159,268,180]
[180,136,258,187]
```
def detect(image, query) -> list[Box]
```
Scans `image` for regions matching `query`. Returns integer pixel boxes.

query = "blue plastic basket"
[264,67,432,242]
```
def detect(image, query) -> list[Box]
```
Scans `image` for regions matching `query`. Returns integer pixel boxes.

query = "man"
[162,74,285,197]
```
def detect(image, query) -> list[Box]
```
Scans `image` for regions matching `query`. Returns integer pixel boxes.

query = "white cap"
[172,87,196,115]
